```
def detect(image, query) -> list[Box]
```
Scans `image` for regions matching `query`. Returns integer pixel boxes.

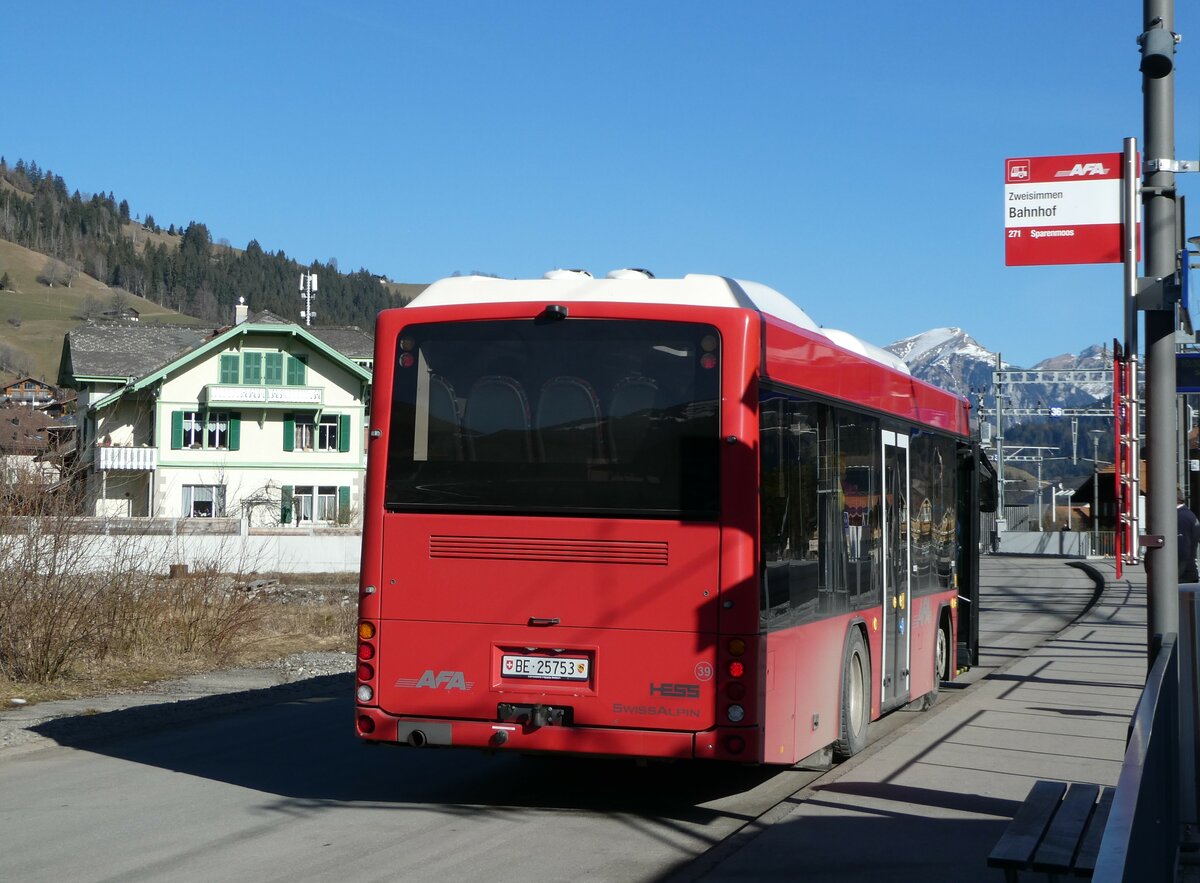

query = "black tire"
[918,621,948,711]
[833,628,870,761]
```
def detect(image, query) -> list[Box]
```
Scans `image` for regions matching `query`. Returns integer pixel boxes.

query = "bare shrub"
[0,475,269,683]
[0,478,112,682]
[158,568,264,660]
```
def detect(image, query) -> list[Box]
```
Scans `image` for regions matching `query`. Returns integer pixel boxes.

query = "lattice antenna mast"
[299,273,318,327]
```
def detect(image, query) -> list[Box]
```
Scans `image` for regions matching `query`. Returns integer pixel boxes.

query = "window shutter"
[228,413,241,451]
[339,486,351,524]
[171,411,183,449]
[281,485,293,525]
[283,413,294,452]
[243,352,262,384]
[265,352,283,385]
[286,354,307,386]
[338,414,351,452]
[220,354,240,384]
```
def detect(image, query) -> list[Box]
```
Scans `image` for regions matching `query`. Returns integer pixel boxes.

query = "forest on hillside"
[0,157,407,327]
[1000,415,1115,487]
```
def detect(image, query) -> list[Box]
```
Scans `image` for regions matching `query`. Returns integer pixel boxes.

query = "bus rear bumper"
[355,707,755,761]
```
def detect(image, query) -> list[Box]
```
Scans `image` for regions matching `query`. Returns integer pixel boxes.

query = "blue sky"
[6,1,1200,367]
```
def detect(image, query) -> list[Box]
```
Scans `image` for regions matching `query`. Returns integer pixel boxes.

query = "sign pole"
[1120,139,1140,580]
[1124,138,1139,356]
[1142,0,1180,654]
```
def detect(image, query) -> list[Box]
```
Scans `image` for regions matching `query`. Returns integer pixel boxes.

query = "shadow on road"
[31,674,782,817]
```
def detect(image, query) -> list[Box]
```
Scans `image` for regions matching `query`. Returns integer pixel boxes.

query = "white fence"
[994,529,1114,557]
[0,517,363,575]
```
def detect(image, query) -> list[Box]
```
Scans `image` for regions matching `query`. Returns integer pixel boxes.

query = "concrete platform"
[688,556,1149,882]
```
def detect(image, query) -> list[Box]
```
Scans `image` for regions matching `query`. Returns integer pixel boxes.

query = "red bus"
[355,271,987,764]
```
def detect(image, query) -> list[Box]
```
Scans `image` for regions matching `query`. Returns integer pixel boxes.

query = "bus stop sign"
[1004,153,1129,266]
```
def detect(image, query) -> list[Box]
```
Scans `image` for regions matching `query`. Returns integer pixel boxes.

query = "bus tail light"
[357,714,375,735]
[717,636,756,726]
[357,620,378,705]
[725,735,745,754]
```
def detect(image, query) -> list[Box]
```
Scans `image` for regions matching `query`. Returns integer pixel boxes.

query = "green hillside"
[0,237,201,382]
[0,158,425,384]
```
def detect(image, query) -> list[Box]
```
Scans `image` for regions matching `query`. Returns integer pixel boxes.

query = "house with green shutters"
[58,307,373,525]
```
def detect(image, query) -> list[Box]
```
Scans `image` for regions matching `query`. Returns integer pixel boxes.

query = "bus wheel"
[833,629,870,761]
[919,623,948,711]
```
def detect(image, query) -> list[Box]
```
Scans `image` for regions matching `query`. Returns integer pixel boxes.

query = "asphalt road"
[0,556,1099,883]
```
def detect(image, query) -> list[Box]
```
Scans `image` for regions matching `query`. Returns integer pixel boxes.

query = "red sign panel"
[1004,152,1132,266]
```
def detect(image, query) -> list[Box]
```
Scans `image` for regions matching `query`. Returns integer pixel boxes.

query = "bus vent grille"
[429,535,669,565]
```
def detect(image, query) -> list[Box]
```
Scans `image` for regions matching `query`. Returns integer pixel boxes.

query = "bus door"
[881,430,911,707]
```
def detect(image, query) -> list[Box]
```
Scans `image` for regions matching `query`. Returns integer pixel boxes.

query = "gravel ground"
[0,650,355,758]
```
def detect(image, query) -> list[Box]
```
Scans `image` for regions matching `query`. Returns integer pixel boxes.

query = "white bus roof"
[407,272,908,375]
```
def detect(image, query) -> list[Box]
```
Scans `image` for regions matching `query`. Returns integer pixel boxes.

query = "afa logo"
[397,670,475,691]
[1055,162,1110,177]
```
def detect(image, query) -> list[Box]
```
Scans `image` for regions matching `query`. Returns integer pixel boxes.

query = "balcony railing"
[96,445,157,471]
[203,384,323,409]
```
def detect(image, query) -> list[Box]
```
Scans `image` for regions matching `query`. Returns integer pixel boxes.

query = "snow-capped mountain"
[885,327,996,401]
[883,327,1112,410]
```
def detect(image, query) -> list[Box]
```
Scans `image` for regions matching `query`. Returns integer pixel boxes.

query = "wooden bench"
[987,780,1115,881]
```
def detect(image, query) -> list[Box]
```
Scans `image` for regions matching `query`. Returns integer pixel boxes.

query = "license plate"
[501,654,590,681]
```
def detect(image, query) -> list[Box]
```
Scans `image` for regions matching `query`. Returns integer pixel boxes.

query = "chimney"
[235,296,248,325]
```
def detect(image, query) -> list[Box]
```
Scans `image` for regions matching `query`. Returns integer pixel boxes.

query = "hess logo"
[1055,162,1109,177]
[650,682,700,699]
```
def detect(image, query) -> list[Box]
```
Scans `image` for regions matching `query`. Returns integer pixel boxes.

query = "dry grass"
[0,569,358,707]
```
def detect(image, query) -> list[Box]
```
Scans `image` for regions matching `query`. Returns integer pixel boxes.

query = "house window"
[182,411,204,447]
[183,484,225,517]
[294,415,315,451]
[172,411,240,451]
[292,485,338,523]
[282,484,349,524]
[284,413,347,453]
[317,415,339,451]
[206,411,230,449]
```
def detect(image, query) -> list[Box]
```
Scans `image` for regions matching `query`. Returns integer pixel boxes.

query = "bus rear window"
[384,319,720,518]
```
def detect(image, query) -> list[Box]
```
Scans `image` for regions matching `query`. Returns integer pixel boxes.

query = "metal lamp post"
[1089,429,1104,554]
